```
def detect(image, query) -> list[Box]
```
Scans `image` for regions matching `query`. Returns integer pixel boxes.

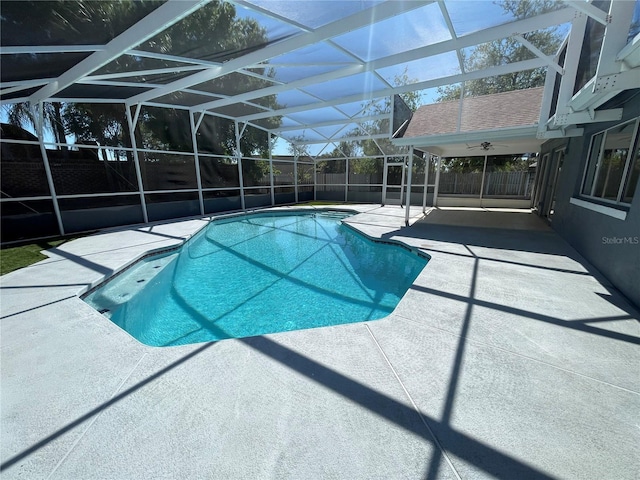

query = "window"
[581,118,640,207]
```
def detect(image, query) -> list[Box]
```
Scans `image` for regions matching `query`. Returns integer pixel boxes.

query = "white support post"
[434,156,442,207]
[344,158,349,203]
[479,154,488,204]
[235,121,246,211]
[269,134,275,206]
[294,154,299,204]
[537,62,558,138]
[313,157,317,202]
[422,152,430,213]
[399,155,406,208]
[456,83,465,133]
[405,147,414,227]
[34,102,65,235]
[125,104,149,223]
[190,112,205,216]
[381,155,389,206]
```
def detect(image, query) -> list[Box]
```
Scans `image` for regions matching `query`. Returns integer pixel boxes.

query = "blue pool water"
[84,210,427,346]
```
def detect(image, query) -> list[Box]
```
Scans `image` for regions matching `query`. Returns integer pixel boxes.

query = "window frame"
[579,117,640,208]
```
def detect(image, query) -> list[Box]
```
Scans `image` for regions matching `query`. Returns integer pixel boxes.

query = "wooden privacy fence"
[483,170,534,197]
[439,171,534,198]
[438,172,483,195]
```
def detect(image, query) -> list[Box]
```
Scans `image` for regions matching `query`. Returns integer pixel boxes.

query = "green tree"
[440,157,485,173]
[317,141,353,159]
[3,102,67,148]
[4,1,281,155]
[2,0,159,145]
[350,157,383,176]
[436,0,562,101]
[63,103,132,148]
[287,135,311,159]
[1,1,159,49]
[341,68,423,157]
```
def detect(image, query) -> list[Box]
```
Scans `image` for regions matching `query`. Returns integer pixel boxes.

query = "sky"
[1,0,578,157]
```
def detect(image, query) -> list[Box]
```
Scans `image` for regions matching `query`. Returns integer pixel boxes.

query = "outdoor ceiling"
[0,0,637,154]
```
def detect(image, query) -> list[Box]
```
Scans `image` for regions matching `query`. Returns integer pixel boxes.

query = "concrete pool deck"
[1,205,638,479]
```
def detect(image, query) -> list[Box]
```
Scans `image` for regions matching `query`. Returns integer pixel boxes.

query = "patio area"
[1,205,638,479]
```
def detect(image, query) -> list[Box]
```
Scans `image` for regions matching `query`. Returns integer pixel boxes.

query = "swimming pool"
[83,210,428,346]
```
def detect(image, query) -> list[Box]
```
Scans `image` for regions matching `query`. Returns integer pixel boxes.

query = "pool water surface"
[84,210,428,346]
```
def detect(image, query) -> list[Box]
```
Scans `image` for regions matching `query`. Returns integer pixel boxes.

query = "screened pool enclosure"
[2,0,639,242]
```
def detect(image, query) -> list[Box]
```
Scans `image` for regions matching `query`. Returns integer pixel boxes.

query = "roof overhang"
[393,126,544,157]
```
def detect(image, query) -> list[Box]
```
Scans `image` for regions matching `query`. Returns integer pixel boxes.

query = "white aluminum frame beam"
[437,1,465,74]
[513,34,563,75]
[33,102,65,235]
[126,49,222,68]
[189,7,575,113]
[189,111,206,215]
[565,1,636,114]
[567,76,617,111]
[563,0,610,26]
[0,45,105,54]
[553,108,624,125]
[591,0,635,79]
[274,114,389,133]
[537,35,569,138]
[405,147,414,226]
[539,127,584,139]
[0,81,49,97]
[85,65,205,82]
[617,32,640,67]
[233,0,312,33]
[240,57,550,123]
[552,10,588,126]
[293,133,390,145]
[193,64,364,112]
[127,1,433,105]
[593,69,640,94]
[28,0,209,103]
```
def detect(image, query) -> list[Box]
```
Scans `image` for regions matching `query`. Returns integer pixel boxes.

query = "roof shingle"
[403,87,544,139]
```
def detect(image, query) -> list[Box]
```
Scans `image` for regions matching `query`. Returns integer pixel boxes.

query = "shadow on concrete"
[595,292,640,320]
[41,247,114,276]
[243,334,555,480]
[424,245,478,480]
[0,295,78,320]
[416,243,591,277]
[378,217,640,315]
[1,318,559,479]
[0,283,90,290]
[0,342,217,472]
[3,208,632,478]
[409,283,639,345]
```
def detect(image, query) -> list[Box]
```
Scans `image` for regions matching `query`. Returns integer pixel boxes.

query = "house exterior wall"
[542,96,640,308]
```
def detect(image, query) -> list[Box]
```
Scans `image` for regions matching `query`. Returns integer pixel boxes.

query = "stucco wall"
[544,95,640,308]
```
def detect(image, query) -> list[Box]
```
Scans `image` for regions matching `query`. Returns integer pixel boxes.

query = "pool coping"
[79,206,431,347]
[1,204,639,479]
[80,206,431,302]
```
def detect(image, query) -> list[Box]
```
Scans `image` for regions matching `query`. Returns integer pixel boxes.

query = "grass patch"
[1,236,82,276]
